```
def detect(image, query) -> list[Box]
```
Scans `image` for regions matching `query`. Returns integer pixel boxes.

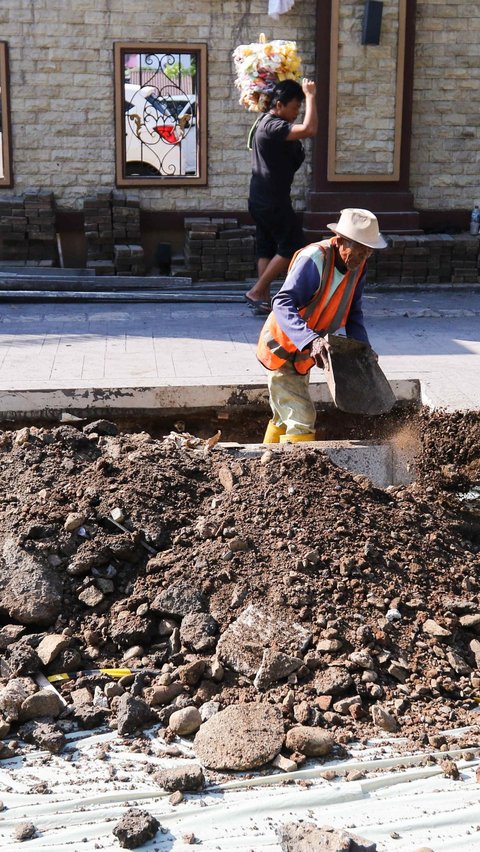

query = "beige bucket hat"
[327,208,387,249]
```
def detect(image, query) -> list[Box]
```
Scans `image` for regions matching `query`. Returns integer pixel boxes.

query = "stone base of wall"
[184,217,256,282]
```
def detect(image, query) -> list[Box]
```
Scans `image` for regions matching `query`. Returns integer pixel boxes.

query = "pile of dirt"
[0,409,478,768]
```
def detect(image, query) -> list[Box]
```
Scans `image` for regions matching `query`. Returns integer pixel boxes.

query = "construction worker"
[256,208,388,443]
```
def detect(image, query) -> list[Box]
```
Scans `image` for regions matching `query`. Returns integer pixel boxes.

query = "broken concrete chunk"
[254,648,303,690]
[0,538,63,627]
[422,619,452,638]
[151,582,208,617]
[180,612,218,652]
[459,614,480,632]
[193,703,284,770]
[314,667,353,696]
[116,694,152,736]
[36,634,71,666]
[371,704,399,733]
[216,605,311,679]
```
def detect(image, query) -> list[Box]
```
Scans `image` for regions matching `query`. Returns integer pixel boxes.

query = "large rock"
[193,703,284,770]
[216,605,311,678]
[0,538,63,626]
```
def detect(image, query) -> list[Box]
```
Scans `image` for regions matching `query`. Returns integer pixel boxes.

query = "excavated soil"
[0,408,478,761]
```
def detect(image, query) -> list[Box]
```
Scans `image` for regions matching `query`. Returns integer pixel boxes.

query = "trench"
[0,388,422,489]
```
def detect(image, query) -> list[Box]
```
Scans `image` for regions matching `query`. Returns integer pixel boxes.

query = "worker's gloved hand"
[309,336,331,369]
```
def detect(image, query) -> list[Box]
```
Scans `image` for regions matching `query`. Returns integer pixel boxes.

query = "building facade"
[0,0,478,267]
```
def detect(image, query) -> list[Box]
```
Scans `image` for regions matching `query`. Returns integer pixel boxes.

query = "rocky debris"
[18,719,65,753]
[315,667,353,696]
[254,648,303,690]
[180,612,218,652]
[216,604,311,678]
[116,694,152,736]
[285,725,334,757]
[19,687,64,721]
[36,634,71,666]
[0,410,476,769]
[168,706,202,736]
[277,822,376,851]
[371,705,399,733]
[193,703,284,770]
[113,808,160,849]
[14,822,37,842]
[154,763,205,792]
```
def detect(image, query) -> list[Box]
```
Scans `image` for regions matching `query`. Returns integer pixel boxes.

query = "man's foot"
[244,294,271,314]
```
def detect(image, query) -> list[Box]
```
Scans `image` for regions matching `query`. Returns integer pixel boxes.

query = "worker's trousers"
[267,361,316,436]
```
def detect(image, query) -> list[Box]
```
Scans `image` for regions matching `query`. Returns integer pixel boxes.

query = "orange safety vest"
[257,238,366,374]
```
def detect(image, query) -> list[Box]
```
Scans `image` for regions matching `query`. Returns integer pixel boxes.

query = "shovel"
[321,334,396,415]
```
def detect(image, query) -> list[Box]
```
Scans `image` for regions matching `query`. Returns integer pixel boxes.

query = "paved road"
[0,289,479,410]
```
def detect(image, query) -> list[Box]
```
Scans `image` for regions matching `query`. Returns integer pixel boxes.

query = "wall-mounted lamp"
[361,0,383,45]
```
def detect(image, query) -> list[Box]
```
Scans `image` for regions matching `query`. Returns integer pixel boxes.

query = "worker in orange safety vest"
[256,208,388,443]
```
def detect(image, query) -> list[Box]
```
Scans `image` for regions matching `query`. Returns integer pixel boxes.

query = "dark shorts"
[248,200,306,260]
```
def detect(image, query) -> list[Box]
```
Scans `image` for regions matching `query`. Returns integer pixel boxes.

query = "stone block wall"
[410,2,480,209]
[0,0,316,213]
[0,1,479,217]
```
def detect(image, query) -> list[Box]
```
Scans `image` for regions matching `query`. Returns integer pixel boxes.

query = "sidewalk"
[0,288,479,411]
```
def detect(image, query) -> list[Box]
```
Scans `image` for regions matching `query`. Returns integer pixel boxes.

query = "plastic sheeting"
[0,724,478,850]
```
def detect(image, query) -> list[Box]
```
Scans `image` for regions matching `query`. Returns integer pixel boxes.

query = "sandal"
[244,295,271,315]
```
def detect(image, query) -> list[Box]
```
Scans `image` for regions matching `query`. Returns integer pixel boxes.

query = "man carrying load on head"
[256,208,388,444]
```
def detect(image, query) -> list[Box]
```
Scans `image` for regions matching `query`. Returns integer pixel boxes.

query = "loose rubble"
[0,408,477,783]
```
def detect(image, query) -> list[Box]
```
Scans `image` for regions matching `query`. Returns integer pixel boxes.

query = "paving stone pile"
[0,410,478,782]
[84,189,145,276]
[0,189,57,265]
[184,216,256,281]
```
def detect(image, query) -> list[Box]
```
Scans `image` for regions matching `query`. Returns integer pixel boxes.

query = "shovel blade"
[323,334,397,415]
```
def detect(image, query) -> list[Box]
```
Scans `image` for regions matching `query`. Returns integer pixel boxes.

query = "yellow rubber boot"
[263,421,287,443]
[280,432,316,443]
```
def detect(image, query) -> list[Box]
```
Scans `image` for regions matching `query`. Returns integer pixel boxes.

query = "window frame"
[114,41,207,187]
[0,42,13,187]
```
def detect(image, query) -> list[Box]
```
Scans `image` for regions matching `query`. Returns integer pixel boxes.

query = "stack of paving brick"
[112,191,145,276]
[400,235,429,284]
[451,233,479,284]
[84,190,145,276]
[375,235,410,284]
[184,217,256,281]
[84,190,115,274]
[0,190,57,266]
[421,234,453,284]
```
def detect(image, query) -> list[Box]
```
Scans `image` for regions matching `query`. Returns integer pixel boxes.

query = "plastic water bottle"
[470,205,480,235]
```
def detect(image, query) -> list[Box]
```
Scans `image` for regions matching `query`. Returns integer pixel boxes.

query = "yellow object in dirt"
[263,421,287,443]
[280,433,316,443]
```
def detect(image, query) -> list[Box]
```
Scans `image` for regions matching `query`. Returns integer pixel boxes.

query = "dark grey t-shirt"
[249,113,305,206]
